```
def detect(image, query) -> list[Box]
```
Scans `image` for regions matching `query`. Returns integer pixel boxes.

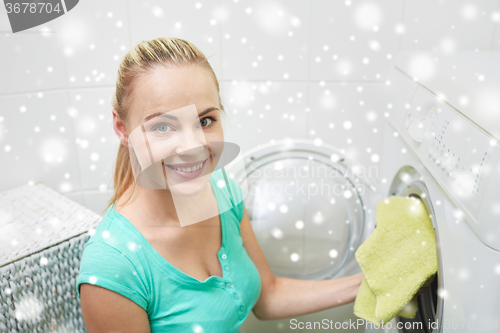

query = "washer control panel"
[399,86,500,250]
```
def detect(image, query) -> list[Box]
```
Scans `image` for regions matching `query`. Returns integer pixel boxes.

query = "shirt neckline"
[109,175,228,286]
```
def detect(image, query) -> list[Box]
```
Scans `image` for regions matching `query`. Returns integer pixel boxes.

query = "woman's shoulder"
[77,207,150,311]
[88,205,141,244]
[80,206,147,269]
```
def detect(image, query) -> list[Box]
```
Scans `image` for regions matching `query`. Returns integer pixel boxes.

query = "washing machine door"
[228,140,379,280]
[388,166,443,333]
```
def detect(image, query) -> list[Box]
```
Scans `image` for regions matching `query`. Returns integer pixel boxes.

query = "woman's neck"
[115,185,180,227]
[114,180,218,228]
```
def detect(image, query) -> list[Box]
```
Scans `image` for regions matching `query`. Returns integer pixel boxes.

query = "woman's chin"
[168,179,209,198]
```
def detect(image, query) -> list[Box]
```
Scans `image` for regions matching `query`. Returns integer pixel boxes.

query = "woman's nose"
[175,128,207,157]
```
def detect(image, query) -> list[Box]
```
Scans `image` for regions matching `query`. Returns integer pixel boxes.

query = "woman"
[76,37,364,333]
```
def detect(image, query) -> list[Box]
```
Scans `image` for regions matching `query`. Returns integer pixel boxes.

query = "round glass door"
[244,155,366,280]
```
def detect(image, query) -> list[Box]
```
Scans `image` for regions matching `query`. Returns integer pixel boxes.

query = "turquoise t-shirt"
[76,169,262,333]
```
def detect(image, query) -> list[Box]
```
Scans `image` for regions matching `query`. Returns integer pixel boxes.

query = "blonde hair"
[104,37,225,213]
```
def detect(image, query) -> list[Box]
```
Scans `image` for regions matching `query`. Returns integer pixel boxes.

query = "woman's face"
[123,65,224,196]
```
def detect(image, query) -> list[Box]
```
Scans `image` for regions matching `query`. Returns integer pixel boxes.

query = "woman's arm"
[240,208,364,321]
[80,283,151,332]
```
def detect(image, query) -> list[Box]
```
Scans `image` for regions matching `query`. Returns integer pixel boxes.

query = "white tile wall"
[82,190,114,216]
[53,0,130,88]
[0,3,9,32]
[69,87,119,191]
[0,91,81,193]
[0,15,68,94]
[401,0,498,52]
[65,190,114,216]
[492,0,500,50]
[308,82,388,184]
[220,0,310,80]
[310,0,403,81]
[221,81,309,154]
[128,0,223,79]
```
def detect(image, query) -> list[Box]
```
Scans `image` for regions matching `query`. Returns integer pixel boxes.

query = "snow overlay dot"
[271,227,283,239]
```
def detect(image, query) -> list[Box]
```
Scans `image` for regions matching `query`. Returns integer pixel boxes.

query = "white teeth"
[171,160,204,173]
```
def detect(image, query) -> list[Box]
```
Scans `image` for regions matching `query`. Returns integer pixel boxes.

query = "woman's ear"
[112,109,129,148]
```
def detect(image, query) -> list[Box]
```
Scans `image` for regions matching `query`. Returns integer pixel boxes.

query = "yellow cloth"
[353,196,438,324]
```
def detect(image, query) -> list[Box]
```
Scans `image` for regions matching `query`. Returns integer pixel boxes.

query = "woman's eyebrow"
[143,107,219,122]
[197,107,219,118]
[143,112,177,122]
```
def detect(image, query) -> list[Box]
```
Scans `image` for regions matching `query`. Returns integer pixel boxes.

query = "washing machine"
[379,51,500,333]
[230,51,500,333]
[229,139,383,332]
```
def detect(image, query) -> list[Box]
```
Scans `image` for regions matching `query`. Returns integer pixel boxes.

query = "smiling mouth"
[165,158,209,173]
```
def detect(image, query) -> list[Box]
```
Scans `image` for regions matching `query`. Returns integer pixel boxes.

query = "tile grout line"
[0,81,390,98]
[0,85,116,98]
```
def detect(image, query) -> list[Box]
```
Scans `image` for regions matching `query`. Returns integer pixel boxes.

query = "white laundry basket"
[0,183,101,332]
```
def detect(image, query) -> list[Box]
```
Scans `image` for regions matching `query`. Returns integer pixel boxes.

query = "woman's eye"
[153,123,171,134]
[200,118,212,127]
